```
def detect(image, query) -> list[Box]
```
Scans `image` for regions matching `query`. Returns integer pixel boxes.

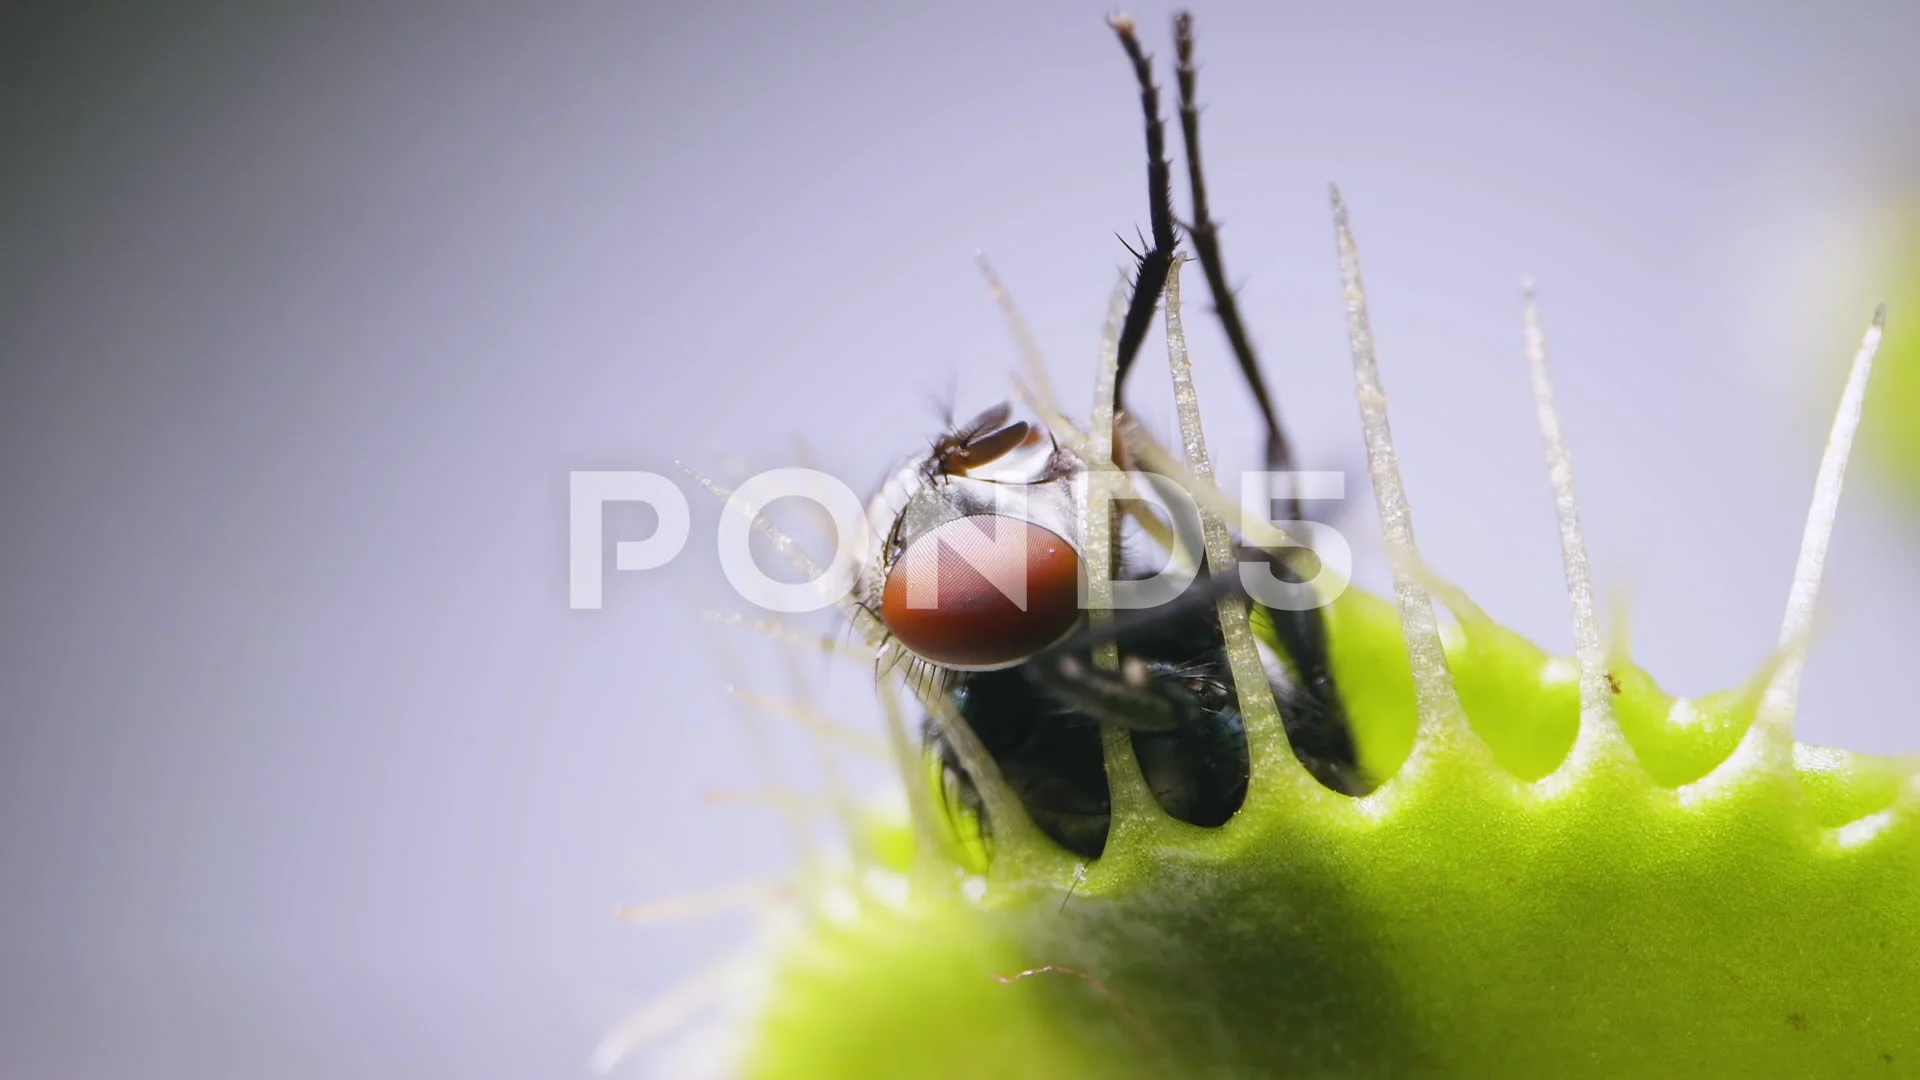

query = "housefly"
[857,13,1364,861]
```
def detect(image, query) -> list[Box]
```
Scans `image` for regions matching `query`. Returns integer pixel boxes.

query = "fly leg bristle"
[1520,282,1632,775]
[1756,305,1887,747]
[1329,187,1471,758]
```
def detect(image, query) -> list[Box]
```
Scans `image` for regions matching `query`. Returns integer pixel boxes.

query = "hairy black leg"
[1107,14,1178,408]
[1170,14,1306,545]
[1172,12,1294,511]
[1171,12,1362,790]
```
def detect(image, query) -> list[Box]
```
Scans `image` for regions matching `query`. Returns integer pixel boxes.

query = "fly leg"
[1169,11,1363,792]
[1106,14,1179,419]
[1025,652,1204,733]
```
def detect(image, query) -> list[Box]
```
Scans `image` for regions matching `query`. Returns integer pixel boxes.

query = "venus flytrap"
[616,17,1920,1069]
[644,188,1920,1076]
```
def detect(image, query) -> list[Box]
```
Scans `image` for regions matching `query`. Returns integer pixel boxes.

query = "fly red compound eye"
[880,515,1081,670]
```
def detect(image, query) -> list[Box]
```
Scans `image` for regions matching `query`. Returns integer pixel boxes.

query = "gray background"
[5,1,1919,1077]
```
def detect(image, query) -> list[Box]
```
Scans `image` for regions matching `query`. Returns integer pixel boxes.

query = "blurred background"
[6,1,1920,1076]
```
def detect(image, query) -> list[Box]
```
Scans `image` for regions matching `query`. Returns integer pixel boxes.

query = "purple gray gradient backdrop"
[6,2,1920,1076]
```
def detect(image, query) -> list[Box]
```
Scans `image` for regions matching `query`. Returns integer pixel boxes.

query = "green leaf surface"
[741,592,1920,1078]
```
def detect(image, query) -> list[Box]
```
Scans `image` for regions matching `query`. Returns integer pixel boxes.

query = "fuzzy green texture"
[738,590,1920,1079]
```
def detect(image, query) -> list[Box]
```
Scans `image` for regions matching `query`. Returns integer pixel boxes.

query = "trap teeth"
[1331,188,1472,758]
